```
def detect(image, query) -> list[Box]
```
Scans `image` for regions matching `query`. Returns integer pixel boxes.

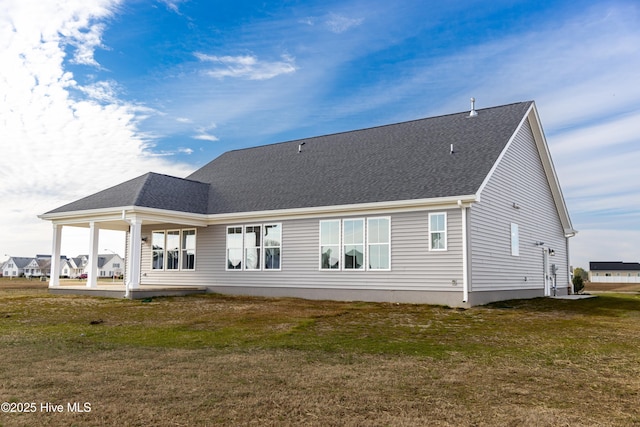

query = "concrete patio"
[49,281,207,299]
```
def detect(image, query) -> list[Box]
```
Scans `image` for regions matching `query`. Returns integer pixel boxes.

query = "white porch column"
[49,224,62,287]
[126,218,142,294]
[86,221,100,288]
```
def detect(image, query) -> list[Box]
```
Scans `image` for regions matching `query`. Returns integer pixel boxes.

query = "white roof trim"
[39,195,479,227]
[475,102,575,236]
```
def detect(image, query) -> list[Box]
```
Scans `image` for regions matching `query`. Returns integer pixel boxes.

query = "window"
[227,224,281,271]
[182,229,196,270]
[244,225,261,270]
[264,224,281,270]
[320,220,340,270]
[166,230,180,270]
[319,217,391,271]
[368,217,390,270]
[227,227,243,270]
[429,213,447,251]
[343,219,364,270]
[152,229,197,271]
[511,223,520,256]
[152,231,165,270]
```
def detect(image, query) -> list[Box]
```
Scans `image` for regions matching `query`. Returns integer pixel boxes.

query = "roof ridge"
[221,100,533,155]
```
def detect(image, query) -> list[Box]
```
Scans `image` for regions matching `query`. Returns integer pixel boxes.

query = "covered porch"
[40,206,209,299]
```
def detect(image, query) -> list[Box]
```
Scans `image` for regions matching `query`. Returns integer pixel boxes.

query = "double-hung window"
[343,219,364,270]
[367,217,390,270]
[152,231,165,269]
[227,227,243,270]
[226,224,282,271]
[264,224,282,269]
[182,230,196,270]
[429,213,447,251]
[320,220,340,270]
[166,230,180,270]
[244,225,261,270]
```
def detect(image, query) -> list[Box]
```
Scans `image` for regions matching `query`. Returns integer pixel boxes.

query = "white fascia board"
[527,104,576,237]
[39,196,479,228]
[39,206,209,228]
[205,195,478,224]
[476,102,576,238]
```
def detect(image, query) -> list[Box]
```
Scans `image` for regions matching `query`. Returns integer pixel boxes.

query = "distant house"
[1,255,66,278]
[2,257,33,277]
[589,262,640,283]
[61,254,124,278]
[40,101,575,307]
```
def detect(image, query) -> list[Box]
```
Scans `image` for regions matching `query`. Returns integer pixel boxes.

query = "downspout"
[458,200,469,304]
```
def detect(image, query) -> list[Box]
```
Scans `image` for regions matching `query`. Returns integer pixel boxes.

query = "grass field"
[0,278,638,426]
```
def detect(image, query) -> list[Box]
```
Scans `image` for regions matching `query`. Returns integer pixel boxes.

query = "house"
[60,254,124,278]
[1,255,67,278]
[39,101,575,307]
[589,262,640,283]
[2,257,33,277]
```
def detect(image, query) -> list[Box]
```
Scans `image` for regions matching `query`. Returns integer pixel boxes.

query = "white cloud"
[196,53,297,80]
[0,0,192,258]
[325,13,364,34]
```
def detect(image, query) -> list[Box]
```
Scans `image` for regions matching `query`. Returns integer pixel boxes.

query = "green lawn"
[0,278,638,426]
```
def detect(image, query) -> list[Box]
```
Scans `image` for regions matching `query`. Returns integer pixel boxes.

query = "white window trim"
[181,228,197,270]
[227,223,282,271]
[428,212,447,251]
[511,223,520,257]
[343,218,365,271]
[152,228,198,271]
[319,219,341,271]
[319,217,392,271]
[244,224,262,271]
[263,223,282,271]
[166,229,181,270]
[151,230,166,270]
[367,217,391,271]
[226,225,244,271]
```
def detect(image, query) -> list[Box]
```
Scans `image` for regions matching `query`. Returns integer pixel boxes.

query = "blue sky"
[1,0,639,270]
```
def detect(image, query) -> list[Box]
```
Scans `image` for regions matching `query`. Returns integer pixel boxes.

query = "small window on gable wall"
[511,223,520,256]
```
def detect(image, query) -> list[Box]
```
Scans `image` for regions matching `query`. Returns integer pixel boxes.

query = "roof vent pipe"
[469,97,478,117]
[298,142,305,153]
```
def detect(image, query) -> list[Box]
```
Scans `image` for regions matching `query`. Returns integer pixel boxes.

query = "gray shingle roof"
[188,101,532,214]
[47,172,210,214]
[46,101,533,216]
[590,262,640,271]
